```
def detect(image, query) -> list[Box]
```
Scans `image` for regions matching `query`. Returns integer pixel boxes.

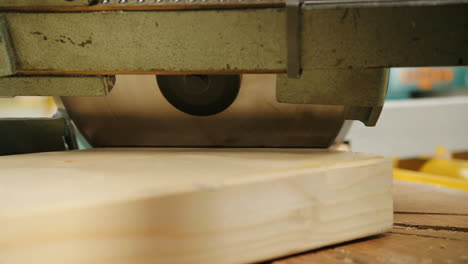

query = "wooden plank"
[454,152,468,160]
[0,149,393,264]
[273,178,468,264]
[393,180,468,215]
[394,214,468,229]
[392,181,468,242]
[393,213,468,241]
[392,225,468,242]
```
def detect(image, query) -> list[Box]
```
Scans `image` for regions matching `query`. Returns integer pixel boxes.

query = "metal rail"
[0,0,466,11]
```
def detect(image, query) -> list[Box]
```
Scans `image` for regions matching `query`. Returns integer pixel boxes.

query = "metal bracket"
[0,15,15,76]
[0,0,93,7]
[0,117,75,156]
[0,76,115,96]
[286,0,303,79]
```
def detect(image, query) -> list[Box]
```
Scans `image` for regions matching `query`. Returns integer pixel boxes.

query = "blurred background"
[347,66,468,159]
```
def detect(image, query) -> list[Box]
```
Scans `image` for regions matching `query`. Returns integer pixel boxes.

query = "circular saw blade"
[62,74,345,148]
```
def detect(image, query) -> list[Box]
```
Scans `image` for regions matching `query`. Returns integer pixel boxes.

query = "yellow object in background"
[394,168,468,191]
[0,97,57,118]
[420,158,468,180]
[394,146,468,191]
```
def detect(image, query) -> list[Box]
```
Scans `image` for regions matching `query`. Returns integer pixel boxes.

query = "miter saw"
[0,0,467,154]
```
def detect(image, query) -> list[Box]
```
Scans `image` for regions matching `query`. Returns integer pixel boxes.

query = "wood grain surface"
[0,148,392,264]
[273,181,468,264]
[394,181,468,215]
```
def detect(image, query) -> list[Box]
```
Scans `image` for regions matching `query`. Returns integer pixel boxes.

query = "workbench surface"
[272,180,468,264]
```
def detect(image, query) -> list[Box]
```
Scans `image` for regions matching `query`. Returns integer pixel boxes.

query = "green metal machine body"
[0,0,466,141]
